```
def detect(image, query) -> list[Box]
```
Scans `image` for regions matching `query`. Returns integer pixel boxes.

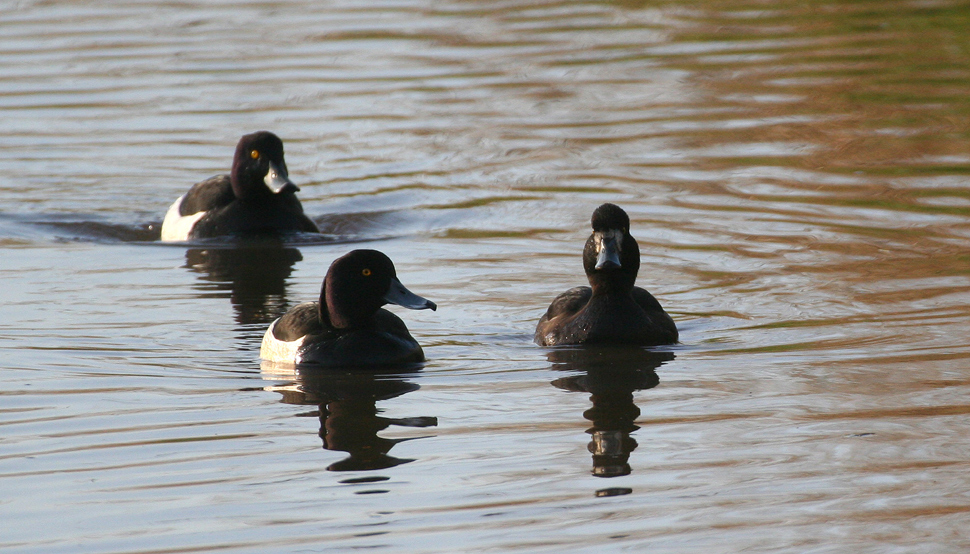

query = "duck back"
[190,192,317,238]
[536,287,676,346]
[297,309,425,367]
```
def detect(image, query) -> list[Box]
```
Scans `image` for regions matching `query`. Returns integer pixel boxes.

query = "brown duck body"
[535,285,677,346]
[265,302,426,367]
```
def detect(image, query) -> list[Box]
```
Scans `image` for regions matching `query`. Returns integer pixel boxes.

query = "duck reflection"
[549,347,673,478]
[184,242,302,329]
[263,364,437,471]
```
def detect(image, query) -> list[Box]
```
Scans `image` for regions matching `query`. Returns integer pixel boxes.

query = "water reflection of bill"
[548,347,674,490]
[262,363,437,472]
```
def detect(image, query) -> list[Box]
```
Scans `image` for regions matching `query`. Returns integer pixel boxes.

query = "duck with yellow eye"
[261,249,437,367]
[160,131,320,241]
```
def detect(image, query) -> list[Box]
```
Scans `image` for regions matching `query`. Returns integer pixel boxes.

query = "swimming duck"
[261,249,437,367]
[535,203,677,346]
[161,131,320,241]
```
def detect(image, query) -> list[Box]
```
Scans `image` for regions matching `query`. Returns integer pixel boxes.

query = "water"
[3,0,970,552]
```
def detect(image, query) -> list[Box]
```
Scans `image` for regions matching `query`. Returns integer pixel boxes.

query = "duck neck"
[319,285,382,331]
[588,271,635,298]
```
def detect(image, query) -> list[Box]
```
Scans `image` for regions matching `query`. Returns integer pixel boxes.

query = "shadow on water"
[13,215,162,243]
[9,212,388,345]
[11,213,358,246]
[262,364,437,472]
[179,233,375,345]
[10,211,373,246]
[548,347,674,493]
[184,243,303,329]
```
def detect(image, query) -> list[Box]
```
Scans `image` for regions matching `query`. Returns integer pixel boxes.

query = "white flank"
[160,195,207,242]
[260,319,305,364]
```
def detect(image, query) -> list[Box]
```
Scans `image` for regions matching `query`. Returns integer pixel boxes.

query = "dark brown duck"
[535,203,677,347]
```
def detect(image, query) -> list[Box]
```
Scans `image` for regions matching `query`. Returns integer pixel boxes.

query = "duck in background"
[261,249,436,367]
[161,131,319,241]
[535,203,677,347]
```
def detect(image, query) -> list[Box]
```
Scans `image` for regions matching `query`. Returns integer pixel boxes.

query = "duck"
[160,131,320,241]
[535,203,677,347]
[261,249,437,367]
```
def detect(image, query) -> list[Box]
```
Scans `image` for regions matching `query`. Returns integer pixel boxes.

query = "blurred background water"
[3,0,970,552]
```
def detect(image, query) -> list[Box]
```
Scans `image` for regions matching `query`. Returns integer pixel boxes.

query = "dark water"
[3,1,970,552]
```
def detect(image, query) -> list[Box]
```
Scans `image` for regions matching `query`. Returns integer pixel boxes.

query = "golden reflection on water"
[626,2,970,377]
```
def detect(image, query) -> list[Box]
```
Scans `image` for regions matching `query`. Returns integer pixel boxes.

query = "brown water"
[3,1,970,552]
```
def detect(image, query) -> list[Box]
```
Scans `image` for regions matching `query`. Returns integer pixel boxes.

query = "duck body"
[261,250,436,368]
[536,285,677,346]
[161,131,319,241]
[262,302,425,367]
[535,203,677,347]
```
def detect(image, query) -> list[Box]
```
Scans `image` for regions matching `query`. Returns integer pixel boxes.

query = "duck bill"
[265,161,299,194]
[384,277,437,311]
[594,231,622,270]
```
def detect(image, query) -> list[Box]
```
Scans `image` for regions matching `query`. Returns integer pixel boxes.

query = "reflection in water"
[185,243,302,328]
[263,365,437,471]
[549,348,673,481]
[30,218,161,243]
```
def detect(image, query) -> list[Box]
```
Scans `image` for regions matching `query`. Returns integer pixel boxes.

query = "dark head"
[230,131,299,199]
[320,249,437,330]
[582,203,640,292]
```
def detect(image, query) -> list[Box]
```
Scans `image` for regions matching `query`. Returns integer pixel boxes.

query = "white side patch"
[260,319,305,364]
[160,195,206,242]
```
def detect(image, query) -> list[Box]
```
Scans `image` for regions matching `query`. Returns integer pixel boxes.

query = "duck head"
[582,203,640,293]
[230,131,299,199]
[319,249,437,330]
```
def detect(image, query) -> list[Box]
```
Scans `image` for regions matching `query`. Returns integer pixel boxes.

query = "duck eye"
[362,268,372,276]
[250,149,259,160]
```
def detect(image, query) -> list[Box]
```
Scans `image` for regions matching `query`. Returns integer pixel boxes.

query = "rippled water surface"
[4,0,970,552]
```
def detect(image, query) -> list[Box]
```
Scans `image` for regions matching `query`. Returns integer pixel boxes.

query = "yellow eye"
[250,149,259,159]
[362,268,372,276]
